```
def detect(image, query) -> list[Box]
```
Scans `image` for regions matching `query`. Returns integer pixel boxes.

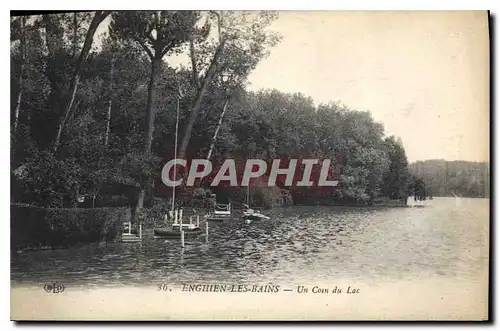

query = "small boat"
[122,232,142,243]
[243,183,270,223]
[154,226,202,239]
[241,185,269,221]
[205,202,233,222]
[242,205,270,221]
[122,221,138,234]
[154,214,202,239]
[152,89,202,241]
[410,196,427,208]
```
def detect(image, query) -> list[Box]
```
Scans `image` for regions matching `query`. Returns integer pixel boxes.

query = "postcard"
[10,10,490,320]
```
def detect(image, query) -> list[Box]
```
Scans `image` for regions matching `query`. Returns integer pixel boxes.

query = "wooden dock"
[121,222,142,243]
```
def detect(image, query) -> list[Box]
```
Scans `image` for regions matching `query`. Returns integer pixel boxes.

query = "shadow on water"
[11,198,489,287]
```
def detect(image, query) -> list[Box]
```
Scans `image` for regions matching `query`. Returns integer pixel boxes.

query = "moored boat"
[205,215,233,222]
[154,227,202,239]
[205,202,233,222]
[121,232,142,243]
[151,87,203,240]
[242,184,270,222]
[154,213,202,239]
[243,206,270,221]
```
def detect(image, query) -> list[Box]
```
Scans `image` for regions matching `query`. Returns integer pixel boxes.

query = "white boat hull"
[243,209,270,221]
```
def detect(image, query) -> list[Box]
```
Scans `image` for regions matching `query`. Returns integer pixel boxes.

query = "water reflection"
[11,198,489,287]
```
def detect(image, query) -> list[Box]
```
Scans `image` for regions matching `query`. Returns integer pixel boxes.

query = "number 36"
[158,284,168,291]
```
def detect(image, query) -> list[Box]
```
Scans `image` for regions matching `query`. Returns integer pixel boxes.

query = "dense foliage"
[11,11,416,212]
[11,204,130,250]
[409,160,490,198]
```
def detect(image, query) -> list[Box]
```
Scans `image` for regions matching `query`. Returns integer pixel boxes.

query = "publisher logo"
[43,282,65,294]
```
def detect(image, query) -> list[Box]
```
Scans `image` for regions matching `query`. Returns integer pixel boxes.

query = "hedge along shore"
[11,204,132,251]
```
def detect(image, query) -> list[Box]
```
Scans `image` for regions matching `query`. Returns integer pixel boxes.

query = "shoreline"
[11,197,487,253]
[9,202,438,253]
[10,203,415,253]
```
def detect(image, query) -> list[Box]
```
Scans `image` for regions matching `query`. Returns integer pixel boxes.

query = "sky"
[244,11,490,163]
[97,11,490,163]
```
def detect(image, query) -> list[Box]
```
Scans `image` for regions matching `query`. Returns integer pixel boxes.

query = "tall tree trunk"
[134,56,162,216]
[13,16,26,134]
[207,97,229,160]
[143,57,161,154]
[189,37,200,89]
[104,56,115,148]
[43,15,63,58]
[12,16,26,163]
[73,12,78,58]
[178,39,226,159]
[53,11,110,154]
[13,90,22,133]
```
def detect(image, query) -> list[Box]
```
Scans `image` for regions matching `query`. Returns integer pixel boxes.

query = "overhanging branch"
[135,37,154,59]
[160,40,174,57]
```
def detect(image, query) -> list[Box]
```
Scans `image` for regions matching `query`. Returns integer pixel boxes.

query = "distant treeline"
[409,160,490,198]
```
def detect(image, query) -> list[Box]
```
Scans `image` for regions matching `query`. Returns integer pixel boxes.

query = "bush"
[141,201,170,229]
[251,187,294,208]
[11,204,131,251]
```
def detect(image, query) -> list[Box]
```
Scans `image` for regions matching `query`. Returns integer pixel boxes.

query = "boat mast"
[172,87,181,213]
[246,183,250,207]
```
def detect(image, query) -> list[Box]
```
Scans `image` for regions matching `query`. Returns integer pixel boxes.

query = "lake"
[11,197,489,288]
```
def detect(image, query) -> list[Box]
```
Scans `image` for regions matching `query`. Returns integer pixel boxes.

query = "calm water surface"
[11,197,489,288]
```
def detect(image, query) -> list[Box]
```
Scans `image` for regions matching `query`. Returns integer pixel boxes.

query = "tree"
[11,15,52,162]
[177,11,280,159]
[11,11,422,211]
[111,11,208,213]
[11,16,26,137]
[381,136,410,201]
[410,175,427,201]
[53,11,111,153]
